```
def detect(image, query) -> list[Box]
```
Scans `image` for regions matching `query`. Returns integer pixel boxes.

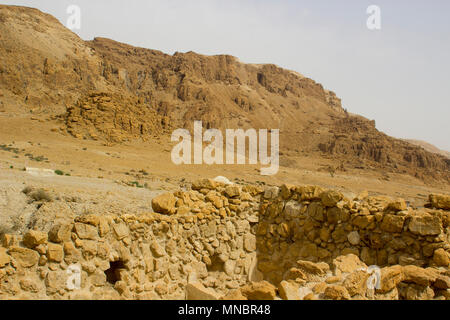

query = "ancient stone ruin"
[0,179,449,300]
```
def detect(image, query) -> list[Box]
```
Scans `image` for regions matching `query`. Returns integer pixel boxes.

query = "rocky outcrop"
[317,116,450,182]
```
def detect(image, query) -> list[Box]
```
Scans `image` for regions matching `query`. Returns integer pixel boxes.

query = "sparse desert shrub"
[29,189,53,202]
[54,170,64,176]
[22,186,35,195]
[130,181,144,188]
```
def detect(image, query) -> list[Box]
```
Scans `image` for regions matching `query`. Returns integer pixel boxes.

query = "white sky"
[2,0,449,151]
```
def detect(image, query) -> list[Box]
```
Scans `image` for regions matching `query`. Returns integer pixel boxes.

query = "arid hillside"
[0,5,449,184]
[405,140,450,159]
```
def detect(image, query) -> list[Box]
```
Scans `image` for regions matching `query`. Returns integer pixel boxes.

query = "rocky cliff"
[0,179,449,300]
[0,5,449,183]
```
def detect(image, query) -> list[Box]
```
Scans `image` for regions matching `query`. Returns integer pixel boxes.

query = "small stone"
[192,178,221,190]
[8,246,39,268]
[380,215,406,233]
[240,281,277,300]
[264,186,279,199]
[224,260,235,276]
[378,265,404,293]
[323,285,351,300]
[112,223,129,240]
[347,231,360,245]
[19,279,38,293]
[433,248,449,267]
[402,265,437,287]
[332,254,367,275]
[342,270,369,296]
[321,190,343,207]
[221,289,248,300]
[151,193,177,215]
[0,248,10,267]
[74,223,98,240]
[23,230,48,248]
[225,185,241,198]
[150,241,166,257]
[48,224,73,243]
[387,199,407,212]
[45,271,68,294]
[303,293,317,300]
[47,243,64,262]
[278,280,300,300]
[428,194,450,210]
[243,234,256,252]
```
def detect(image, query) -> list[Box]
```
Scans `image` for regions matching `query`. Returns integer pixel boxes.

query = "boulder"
[224,185,241,197]
[298,186,325,201]
[283,267,307,281]
[74,223,98,240]
[240,281,277,300]
[343,270,369,296]
[332,254,367,275]
[380,215,406,233]
[263,186,280,199]
[23,230,48,248]
[434,275,450,290]
[378,265,404,293]
[48,224,73,243]
[387,199,407,212]
[151,193,177,215]
[428,194,450,210]
[192,178,221,190]
[278,280,301,300]
[408,214,442,236]
[8,246,39,268]
[433,248,449,267]
[47,243,64,262]
[323,285,351,300]
[402,265,438,286]
[321,190,343,207]
[296,260,330,278]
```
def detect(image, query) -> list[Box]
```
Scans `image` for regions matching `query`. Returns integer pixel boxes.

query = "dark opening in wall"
[105,260,126,285]
[206,254,225,272]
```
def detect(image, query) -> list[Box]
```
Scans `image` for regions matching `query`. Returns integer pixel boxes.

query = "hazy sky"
[3,0,450,151]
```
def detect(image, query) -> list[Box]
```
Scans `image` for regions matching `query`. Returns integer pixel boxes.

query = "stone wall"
[256,185,449,284]
[0,179,448,300]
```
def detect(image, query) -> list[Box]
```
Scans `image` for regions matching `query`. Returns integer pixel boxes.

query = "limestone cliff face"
[0,5,448,182]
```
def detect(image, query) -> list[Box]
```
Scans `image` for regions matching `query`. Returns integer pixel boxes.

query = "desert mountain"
[0,5,449,183]
[405,139,450,159]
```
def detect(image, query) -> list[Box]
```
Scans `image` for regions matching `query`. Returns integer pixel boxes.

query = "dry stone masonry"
[0,179,449,300]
